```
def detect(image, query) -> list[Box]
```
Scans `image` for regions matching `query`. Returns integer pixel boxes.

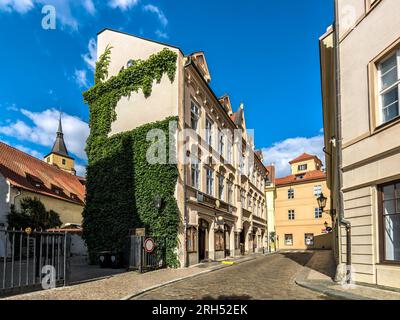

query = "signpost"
[144,238,156,253]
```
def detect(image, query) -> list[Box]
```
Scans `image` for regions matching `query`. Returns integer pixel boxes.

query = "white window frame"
[205,166,214,196]
[218,131,225,157]
[378,50,400,125]
[205,116,213,147]
[285,234,293,246]
[314,207,323,219]
[218,174,225,200]
[190,100,200,131]
[227,180,234,204]
[288,210,295,220]
[288,188,295,199]
[191,159,200,189]
[314,185,322,197]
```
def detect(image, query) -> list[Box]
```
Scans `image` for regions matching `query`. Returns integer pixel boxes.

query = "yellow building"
[274,153,332,250]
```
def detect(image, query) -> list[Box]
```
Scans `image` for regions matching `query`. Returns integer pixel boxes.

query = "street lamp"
[317,193,328,211]
[154,194,163,212]
[216,215,224,226]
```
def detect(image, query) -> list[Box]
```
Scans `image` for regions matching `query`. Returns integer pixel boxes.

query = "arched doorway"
[198,219,209,262]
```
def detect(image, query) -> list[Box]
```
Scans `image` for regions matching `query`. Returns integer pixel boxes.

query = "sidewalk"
[2,254,261,300]
[295,251,400,300]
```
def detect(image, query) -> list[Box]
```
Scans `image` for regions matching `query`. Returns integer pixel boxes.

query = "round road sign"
[144,238,156,253]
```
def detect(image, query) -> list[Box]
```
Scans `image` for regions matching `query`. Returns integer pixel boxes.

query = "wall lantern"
[154,194,163,212]
[317,193,328,210]
[216,215,224,226]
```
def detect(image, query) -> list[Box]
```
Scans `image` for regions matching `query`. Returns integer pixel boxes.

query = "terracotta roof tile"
[275,170,326,186]
[289,153,321,164]
[0,142,85,205]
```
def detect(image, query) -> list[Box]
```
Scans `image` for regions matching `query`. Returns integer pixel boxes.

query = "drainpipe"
[183,57,189,268]
[333,0,352,282]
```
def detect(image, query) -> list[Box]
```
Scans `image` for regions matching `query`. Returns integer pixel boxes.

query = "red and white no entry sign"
[144,238,156,253]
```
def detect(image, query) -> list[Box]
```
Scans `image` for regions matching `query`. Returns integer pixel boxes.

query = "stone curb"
[121,254,271,300]
[294,267,374,301]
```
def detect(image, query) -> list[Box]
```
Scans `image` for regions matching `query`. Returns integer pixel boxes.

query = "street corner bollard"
[98,251,111,268]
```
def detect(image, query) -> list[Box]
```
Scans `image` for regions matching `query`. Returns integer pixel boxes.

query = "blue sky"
[0,0,334,177]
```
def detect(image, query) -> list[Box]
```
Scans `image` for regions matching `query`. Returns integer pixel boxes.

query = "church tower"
[44,114,76,175]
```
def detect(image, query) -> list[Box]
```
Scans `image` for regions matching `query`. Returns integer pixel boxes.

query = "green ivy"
[82,45,180,267]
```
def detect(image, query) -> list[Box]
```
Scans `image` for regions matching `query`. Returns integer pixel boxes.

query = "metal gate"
[0,228,71,297]
[126,236,166,273]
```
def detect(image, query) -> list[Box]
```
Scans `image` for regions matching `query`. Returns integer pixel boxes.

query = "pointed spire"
[50,110,69,157]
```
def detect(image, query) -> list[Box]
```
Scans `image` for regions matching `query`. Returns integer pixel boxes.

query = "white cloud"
[155,29,168,39]
[82,0,95,15]
[0,0,34,14]
[143,4,168,27]
[262,135,325,178]
[74,69,89,88]
[74,163,87,177]
[82,38,97,71]
[0,108,89,161]
[109,0,139,11]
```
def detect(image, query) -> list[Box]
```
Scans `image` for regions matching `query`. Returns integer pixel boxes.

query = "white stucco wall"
[97,29,183,134]
[0,174,10,257]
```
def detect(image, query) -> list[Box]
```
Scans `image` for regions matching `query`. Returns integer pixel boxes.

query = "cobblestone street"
[134,252,332,300]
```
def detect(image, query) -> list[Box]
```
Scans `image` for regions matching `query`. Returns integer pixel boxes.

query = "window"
[314,207,323,219]
[205,167,214,196]
[288,188,295,199]
[378,51,400,125]
[191,160,200,189]
[215,230,224,251]
[285,234,293,246]
[298,164,307,171]
[379,181,400,262]
[227,141,232,164]
[46,158,50,163]
[187,227,197,252]
[62,159,66,165]
[241,190,246,208]
[218,131,224,156]
[288,210,295,220]
[190,100,200,131]
[305,234,314,246]
[218,175,224,200]
[205,117,213,146]
[227,180,233,204]
[314,185,322,196]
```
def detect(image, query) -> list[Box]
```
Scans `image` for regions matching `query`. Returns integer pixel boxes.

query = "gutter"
[183,56,189,268]
[333,0,352,282]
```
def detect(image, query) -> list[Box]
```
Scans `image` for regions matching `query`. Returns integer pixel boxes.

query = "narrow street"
[134,252,332,300]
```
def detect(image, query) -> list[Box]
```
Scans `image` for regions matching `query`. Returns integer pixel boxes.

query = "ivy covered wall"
[82,46,180,267]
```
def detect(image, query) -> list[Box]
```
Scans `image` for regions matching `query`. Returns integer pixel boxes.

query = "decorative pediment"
[190,52,211,83]
[218,94,233,115]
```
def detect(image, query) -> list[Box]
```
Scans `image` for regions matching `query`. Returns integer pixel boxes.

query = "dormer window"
[70,193,78,200]
[62,159,66,165]
[298,164,307,171]
[51,184,63,195]
[26,173,44,189]
[296,174,305,180]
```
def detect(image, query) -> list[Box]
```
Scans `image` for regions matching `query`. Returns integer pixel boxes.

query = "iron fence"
[0,228,71,297]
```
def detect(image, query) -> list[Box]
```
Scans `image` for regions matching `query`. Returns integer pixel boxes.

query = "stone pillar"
[230,227,235,257]
[209,220,215,260]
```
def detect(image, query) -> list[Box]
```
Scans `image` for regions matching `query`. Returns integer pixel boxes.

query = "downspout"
[183,56,189,268]
[333,0,352,282]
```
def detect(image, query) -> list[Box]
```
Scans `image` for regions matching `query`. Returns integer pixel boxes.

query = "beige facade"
[320,0,400,288]
[265,165,277,252]
[97,29,268,267]
[274,155,332,250]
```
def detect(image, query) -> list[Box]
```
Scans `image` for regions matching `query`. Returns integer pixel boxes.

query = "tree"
[7,197,62,230]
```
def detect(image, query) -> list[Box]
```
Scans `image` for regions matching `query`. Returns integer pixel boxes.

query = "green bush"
[82,46,180,267]
[7,197,62,230]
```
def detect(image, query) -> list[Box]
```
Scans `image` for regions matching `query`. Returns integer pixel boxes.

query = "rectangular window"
[314,207,323,219]
[227,141,232,164]
[227,180,233,204]
[379,181,400,263]
[241,190,246,209]
[191,160,200,189]
[187,227,197,252]
[218,131,224,156]
[218,175,224,200]
[298,164,307,171]
[378,51,400,125]
[190,100,200,131]
[205,167,214,196]
[314,185,322,196]
[285,234,293,246]
[288,210,295,220]
[305,234,314,246]
[205,117,213,146]
[288,188,295,199]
